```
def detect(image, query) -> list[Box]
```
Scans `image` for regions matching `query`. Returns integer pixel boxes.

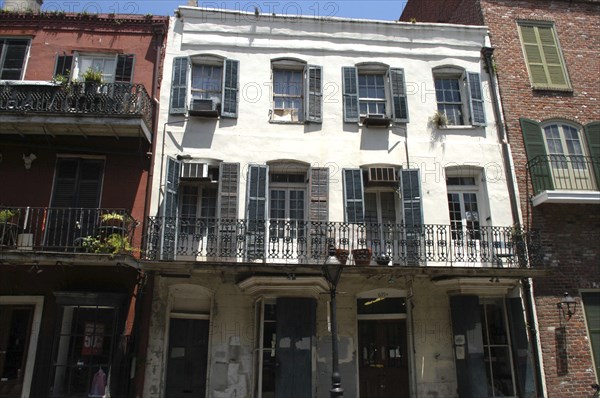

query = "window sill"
[436,125,484,130]
[269,120,305,125]
[532,86,573,94]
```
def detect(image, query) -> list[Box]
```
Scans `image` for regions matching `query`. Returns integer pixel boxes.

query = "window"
[270,59,322,123]
[0,38,30,80]
[342,64,408,125]
[581,292,600,379]
[54,53,135,83]
[170,55,239,118]
[521,119,600,196]
[446,171,482,240]
[517,22,570,90]
[180,184,218,236]
[269,173,306,239]
[433,67,486,126]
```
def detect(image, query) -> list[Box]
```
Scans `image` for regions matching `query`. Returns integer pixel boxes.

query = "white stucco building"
[142,7,542,398]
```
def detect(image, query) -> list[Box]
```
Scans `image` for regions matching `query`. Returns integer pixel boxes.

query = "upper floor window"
[54,53,135,83]
[0,38,30,80]
[170,55,239,118]
[342,63,408,126]
[270,59,322,123]
[517,22,571,91]
[433,66,486,127]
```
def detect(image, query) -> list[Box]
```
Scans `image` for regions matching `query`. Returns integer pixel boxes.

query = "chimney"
[3,0,43,12]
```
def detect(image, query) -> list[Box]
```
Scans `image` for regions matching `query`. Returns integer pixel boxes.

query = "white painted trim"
[237,276,329,298]
[0,296,44,398]
[531,190,600,206]
[433,277,520,296]
[169,312,210,320]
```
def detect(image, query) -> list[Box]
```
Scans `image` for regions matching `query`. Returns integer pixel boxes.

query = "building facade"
[402,1,600,397]
[142,7,542,398]
[0,7,168,397]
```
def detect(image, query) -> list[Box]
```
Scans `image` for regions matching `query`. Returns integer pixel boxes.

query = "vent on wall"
[368,167,397,183]
[181,162,208,179]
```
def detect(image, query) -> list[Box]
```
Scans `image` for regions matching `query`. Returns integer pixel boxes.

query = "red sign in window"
[82,322,104,356]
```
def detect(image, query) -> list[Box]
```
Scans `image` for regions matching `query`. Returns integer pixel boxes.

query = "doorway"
[0,305,34,398]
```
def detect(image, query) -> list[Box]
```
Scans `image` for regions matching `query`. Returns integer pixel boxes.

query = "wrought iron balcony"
[527,155,599,195]
[0,81,153,139]
[144,217,539,268]
[0,207,136,254]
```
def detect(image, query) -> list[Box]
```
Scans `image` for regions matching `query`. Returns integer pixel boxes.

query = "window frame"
[0,37,31,80]
[433,66,486,127]
[517,21,571,91]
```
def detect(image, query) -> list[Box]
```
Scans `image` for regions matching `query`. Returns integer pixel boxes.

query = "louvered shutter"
[161,156,180,260]
[520,118,553,193]
[305,65,322,123]
[222,59,239,118]
[342,66,359,123]
[246,165,268,259]
[309,167,328,223]
[343,169,364,223]
[54,55,73,78]
[170,57,188,114]
[467,72,486,126]
[115,54,135,83]
[519,25,569,90]
[50,158,103,208]
[584,121,600,188]
[218,162,239,220]
[400,169,422,227]
[389,67,408,123]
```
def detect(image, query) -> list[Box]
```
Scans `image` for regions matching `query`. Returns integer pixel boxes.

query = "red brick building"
[0,5,167,397]
[402,1,599,397]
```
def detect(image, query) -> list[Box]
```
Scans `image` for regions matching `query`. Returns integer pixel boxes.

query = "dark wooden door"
[275,298,315,398]
[0,305,33,398]
[358,319,409,398]
[165,318,209,398]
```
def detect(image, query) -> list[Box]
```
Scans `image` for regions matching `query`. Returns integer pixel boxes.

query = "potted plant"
[431,110,448,128]
[376,254,391,266]
[0,209,18,223]
[352,248,372,266]
[81,67,103,95]
[335,248,349,265]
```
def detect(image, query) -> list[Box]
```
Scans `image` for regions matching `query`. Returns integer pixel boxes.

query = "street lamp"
[322,246,344,398]
[557,292,578,320]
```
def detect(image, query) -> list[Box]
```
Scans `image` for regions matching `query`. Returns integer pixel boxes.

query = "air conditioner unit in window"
[189,98,220,117]
[272,108,300,122]
[181,162,208,179]
[368,167,398,185]
[363,113,391,127]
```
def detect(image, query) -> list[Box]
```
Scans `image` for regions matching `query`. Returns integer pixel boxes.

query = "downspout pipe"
[481,46,545,397]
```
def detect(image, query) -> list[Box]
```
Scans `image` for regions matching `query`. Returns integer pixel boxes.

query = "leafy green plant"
[51,73,70,85]
[81,67,103,83]
[81,233,132,254]
[0,209,18,223]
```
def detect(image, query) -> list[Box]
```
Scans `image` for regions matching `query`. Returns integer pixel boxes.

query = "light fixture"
[557,292,577,320]
[322,246,344,398]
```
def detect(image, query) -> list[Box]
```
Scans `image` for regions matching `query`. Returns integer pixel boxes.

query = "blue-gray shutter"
[305,65,322,123]
[343,169,364,223]
[520,118,553,193]
[309,167,328,223]
[450,296,487,398]
[218,162,239,220]
[342,66,359,123]
[401,169,422,227]
[467,72,486,126]
[221,59,239,118]
[161,156,180,260]
[390,67,408,123]
[584,121,600,188]
[246,165,268,259]
[170,57,188,115]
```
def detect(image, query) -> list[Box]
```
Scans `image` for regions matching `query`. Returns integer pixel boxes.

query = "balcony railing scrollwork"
[144,217,540,268]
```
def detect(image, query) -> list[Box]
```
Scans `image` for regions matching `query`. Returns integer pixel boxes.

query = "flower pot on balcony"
[376,255,391,266]
[352,248,372,266]
[335,248,349,265]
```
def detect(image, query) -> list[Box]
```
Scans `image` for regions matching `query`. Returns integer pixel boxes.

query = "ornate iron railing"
[144,217,540,267]
[0,207,136,254]
[527,155,599,195]
[0,82,153,130]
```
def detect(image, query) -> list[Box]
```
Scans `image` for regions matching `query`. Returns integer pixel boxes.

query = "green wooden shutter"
[309,167,328,223]
[584,121,600,188]
[246,165,268,259]
[343,169,364,223]
[115,54,135,83]
[54,55,73,78]
[170,57,188,114]
[161,156,180,260]
[519,24,569,90]
[389,67,408,123]
[218,162,239,220]
[581,292,600,378]
[342,66,359,123]
[222,59,239,118]
[467,72,486,126]
[520,118,553,193]
[305,65,322,123]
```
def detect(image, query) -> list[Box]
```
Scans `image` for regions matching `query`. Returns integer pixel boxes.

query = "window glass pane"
[192,64,223,99]
[0,39,29,80]
[364,193,377,224]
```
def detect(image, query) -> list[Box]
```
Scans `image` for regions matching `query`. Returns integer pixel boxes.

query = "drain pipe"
[481,46,545,397]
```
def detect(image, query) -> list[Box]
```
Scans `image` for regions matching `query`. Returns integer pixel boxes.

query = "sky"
[37,1,407,21]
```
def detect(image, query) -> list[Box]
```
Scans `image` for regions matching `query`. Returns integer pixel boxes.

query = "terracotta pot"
[352,248,372,266]
[335,249,349,265]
